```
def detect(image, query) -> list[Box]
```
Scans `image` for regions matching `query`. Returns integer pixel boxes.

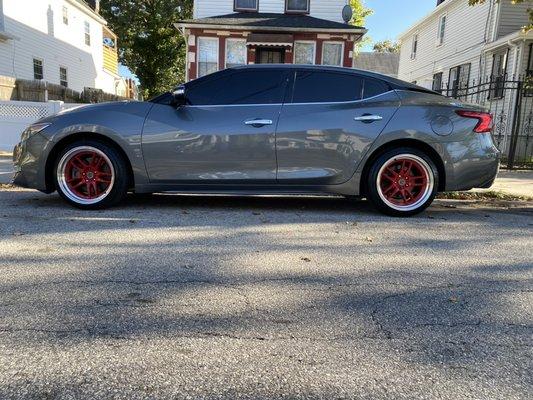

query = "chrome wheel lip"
[57,146,116,205]
[376,154,435,212]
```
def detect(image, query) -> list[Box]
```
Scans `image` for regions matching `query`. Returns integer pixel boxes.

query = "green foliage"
[349,0,373,52]
[468,0,533,31]
[99,0,193,98]
[373,40,401,53]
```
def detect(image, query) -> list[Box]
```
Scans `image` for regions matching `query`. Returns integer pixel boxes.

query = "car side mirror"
[171,85,186,107]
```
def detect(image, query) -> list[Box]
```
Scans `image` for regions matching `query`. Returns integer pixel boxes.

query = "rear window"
[292,71,363,103]
[363,78,391,99]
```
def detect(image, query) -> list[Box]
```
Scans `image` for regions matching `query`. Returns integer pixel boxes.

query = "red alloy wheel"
[60,148,115,202]
[378,156,431,208]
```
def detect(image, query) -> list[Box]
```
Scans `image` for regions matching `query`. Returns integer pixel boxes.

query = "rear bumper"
[12,133,53,193]
[443,133,500,191]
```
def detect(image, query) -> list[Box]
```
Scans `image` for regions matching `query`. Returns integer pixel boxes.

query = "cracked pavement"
[0,187,532,399]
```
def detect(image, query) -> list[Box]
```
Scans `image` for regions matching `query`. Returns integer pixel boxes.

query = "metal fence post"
[507,81,523,170]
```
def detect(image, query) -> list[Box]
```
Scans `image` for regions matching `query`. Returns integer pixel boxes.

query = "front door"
[256,48,285,64]
[142,68,289,183]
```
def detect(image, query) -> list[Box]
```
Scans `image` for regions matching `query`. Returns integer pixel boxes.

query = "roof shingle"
[178,12,365,32]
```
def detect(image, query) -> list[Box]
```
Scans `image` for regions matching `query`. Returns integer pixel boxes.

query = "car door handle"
[244,119,273,127]
[354,115,383,123]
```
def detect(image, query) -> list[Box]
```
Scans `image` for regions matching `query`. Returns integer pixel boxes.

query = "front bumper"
[12,133,54,193]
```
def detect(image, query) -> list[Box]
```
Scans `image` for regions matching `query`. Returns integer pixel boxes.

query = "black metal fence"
[438,75,533,169]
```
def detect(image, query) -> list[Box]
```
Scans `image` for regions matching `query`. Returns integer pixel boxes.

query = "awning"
[246,33,294,48]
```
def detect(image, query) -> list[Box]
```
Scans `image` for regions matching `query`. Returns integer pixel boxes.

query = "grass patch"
[438,191,532,202]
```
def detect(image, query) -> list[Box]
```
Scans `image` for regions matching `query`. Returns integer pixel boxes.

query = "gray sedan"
[12,65,499,216]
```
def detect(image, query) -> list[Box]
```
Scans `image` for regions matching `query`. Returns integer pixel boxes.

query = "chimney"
[86,0,100,13]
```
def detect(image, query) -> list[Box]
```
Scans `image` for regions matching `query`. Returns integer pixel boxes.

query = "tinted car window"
[292,71,363,103]
[363,78,391,99]
[187,70,286,105]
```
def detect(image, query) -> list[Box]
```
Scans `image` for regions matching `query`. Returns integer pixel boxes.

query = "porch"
[175,12,366,81]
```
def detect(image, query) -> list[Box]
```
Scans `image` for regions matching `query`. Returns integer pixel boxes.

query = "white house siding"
[398,0,495,88]
[497,0,531,39]
[194,0,349,23]
[0,0,116,93]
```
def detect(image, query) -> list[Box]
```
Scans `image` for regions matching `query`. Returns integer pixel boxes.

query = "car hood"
[35,101,154,126]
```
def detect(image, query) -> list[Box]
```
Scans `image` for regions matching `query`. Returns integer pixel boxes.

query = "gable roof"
[176,12,366,34]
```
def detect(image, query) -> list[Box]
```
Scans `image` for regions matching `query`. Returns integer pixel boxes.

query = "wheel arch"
[45,133,134,192]
[359,139,446,196]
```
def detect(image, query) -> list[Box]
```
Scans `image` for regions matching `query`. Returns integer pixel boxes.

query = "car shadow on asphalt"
[0,188,532,398]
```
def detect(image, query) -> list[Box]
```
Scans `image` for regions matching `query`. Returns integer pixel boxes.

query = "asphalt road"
[0,187,532,400]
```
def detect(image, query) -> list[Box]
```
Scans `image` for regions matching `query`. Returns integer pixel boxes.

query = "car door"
[275,70,401,185]
[142,68,288,183]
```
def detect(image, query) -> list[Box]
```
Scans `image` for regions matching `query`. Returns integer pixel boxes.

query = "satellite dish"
[342,5,353,23]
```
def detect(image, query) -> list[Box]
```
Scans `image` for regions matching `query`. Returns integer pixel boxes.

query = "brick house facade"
[175,1,366,81]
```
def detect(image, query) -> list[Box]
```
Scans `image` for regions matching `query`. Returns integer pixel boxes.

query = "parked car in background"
[12,65,500,216]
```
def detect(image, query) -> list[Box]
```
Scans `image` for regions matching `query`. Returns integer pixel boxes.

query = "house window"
[448,63,470,98]
[490,50,508,99]
[225,38,246,68]
[322,42,344,66]
[437,15,446,46]
[294,41,315,65]
[197,37,219,78]
[411,34,418,60]
[33,58,43,80]
[0,0,4,32]
[286,0,310,13]
[84,21,91,46]
[432,72,443,93]
[234,0,258,11]
[59,67,68,87]
[62,6,68,25]
[527,43,533,76]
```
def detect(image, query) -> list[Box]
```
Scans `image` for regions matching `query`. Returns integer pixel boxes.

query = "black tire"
[53,140,129,210]
[366,147,439,217]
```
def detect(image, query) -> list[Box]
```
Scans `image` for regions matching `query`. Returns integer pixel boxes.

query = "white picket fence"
[0,100,84,151]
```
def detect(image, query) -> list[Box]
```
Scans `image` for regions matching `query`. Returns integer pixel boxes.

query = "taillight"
[456,110,493,133]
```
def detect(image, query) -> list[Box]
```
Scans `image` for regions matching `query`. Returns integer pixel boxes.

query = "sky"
[361,0,436,51]
[119,0,437,79]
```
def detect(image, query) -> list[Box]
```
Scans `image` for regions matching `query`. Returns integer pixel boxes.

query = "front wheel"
[366,148,439,217]
[54,141,129,209]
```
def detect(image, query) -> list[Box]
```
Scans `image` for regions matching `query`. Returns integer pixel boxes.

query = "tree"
[373,40,401,53]
[99,0,193,98]
[468,0,532,31]
[349,0,374,52]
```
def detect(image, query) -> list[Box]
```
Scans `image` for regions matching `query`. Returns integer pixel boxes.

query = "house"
[397,0,531,90]
[0,0,122,95]
[175,0,367,81]
[353,52,400,77]
[397,0,532,168]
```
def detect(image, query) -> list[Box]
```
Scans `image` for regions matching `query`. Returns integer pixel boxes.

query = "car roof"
[227,64,437,95]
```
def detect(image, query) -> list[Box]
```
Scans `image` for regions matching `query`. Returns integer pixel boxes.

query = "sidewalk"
[0,153,532,198]
[477,170,533,199]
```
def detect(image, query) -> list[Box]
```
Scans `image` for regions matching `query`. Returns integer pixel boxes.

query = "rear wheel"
[54,141,129,209]
[366,148,438,217]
